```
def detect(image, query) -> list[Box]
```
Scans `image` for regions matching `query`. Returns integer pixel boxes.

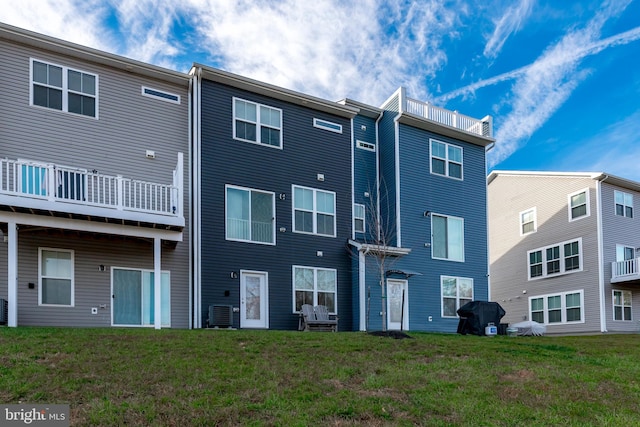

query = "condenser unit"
[207,304,233,328]
[0,298,7,325]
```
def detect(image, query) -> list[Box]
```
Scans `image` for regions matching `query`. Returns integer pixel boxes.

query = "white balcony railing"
[1,155,183,218]
[611,258,640,282]
[405,98,493,138]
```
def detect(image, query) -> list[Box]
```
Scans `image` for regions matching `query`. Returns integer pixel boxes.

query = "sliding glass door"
[112,268,170,327]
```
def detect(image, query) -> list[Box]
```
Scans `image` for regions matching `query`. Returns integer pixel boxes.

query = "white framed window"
[233,97,282,148]
[527,238,582,280]
[430,139,463,180]
[615,190,633,218]
[293,266,337,313]
[313,118,342,133]
[432,214,464,262]
[441,276,473,317]
[141,86,180,104]
[293,185,336,237]
[226,185,275,244]
[356,140,376,152]
[613,290,632,321]
[568,188,589,221]
[616,244,635,262]
[31,59,98,118]
[39,248,74,306]
[529,290,584,325]
[520,207,537,235]
[354,203,365,233]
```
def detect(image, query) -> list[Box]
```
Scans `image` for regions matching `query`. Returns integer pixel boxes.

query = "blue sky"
[2,0,639,180]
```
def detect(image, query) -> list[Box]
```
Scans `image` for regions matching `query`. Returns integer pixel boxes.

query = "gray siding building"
[488,171,640,334]
[0,23,191,328]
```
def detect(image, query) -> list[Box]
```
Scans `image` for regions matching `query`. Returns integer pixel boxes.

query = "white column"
[7,222,18,327]
[154,237,162,330]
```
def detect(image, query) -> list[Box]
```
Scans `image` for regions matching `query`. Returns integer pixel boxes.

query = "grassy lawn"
[1,328,640,426]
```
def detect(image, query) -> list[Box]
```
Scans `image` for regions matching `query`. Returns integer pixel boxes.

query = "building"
[488,171,640,334]
[0,23,191,328]
[346,88,495,332]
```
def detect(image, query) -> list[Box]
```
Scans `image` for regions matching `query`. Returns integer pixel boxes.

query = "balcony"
[0,154,184,229]
[611,258,640,283]
[405,97,493,139]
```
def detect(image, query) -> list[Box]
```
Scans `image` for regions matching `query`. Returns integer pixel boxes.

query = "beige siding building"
[488,171,640,334]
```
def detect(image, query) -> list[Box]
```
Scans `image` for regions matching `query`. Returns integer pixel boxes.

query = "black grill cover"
[456,301,506,336]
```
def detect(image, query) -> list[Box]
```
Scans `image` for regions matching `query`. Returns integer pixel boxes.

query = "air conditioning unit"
[0,298,7,325]
[207,304,233,328]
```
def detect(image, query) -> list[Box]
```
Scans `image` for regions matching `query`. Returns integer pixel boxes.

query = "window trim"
[356,140,376,152]
[529,290,585,325]
[292,265,338,314]
[292,185,337,237]
[30,58,99,119]
[431,213,465,262]
[567,188,590,222]
[354,203,365,233]
[520,207,537,236]
[430,138,463,180]
[527,238,583,280]
[232,97,283,149]
[612,289,633,322]
[38,247,75,307]
[313,118,342,134]
[225,184,276,245]
[441,276,474,318]
[141,86,180,104]
[614,190,634,218]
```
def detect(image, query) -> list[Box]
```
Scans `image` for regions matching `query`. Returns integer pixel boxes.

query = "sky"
[2,0,639,180]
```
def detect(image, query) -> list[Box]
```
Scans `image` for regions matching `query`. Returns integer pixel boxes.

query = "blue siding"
[200,80,354,330]
[378,96,400,246]
[353,113,378,241]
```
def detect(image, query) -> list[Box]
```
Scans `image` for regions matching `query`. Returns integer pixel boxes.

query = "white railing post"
[47,165,56,202]
[116,175,124,211]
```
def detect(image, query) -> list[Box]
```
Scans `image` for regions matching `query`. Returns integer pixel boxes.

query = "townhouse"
[0,23,191,328]
[488,171,640,334]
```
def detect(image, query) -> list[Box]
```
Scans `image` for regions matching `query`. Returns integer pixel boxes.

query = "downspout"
[393,87,405,248]
[192,67,203,329]
[188,75,193,329]
[350,117,355,241]
[485,141,495,301]
[596,175,608,332]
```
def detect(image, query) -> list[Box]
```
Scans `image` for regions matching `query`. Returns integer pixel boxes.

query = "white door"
[387,279,408,331]
[240,271,268,328]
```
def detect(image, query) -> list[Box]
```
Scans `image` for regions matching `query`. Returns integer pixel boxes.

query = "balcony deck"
[405,97,493,139]
[611,258,640,283]
[0,155,184,229]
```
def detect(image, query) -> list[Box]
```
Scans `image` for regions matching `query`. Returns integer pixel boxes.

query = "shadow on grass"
[368,330,413,339]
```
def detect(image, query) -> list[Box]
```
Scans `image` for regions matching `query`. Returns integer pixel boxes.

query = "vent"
[207,304,233,328]
[0,298,7,325]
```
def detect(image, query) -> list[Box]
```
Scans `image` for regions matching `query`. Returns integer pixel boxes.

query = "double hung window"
[293,266,337,313]
[430,139,462,179]
[441,276,473,317]
[39,248,74,306]
[31,59,97,117]
[520,208,536,235]
[529,291,584,324]
[613,290,632,321]
[293,185,336,237]
[615,190,633,218]
[432,214,464,262]
[233,98,282,148]
[354,203,365,233]
[568,189,589,221]
[527,238,582,279]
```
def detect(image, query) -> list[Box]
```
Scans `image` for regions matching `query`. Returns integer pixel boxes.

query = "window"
[313,118,342,133]
[616,244,635,262]
[432,214,464,262]
[356,140,376,152]
[430,139,462,179]
[293,185,336,237]
[293,266,337,313]
[441,276,473,317]
[520,208,536,235]
[226,185,275,244]
[527,238,582,279]
[568,189,589,221]
[31,59,97,118]
[39,248,74,306]
[233,98,282,148]
[529,290,584,324]
[615,190,633,218]
[354,203,365,233]
[141,86,180,104]
[613,290,632,321]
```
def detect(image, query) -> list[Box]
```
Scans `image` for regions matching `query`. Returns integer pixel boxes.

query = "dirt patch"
[368,331,413,339]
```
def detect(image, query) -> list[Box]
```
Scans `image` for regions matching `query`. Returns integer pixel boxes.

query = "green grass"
[2,328,640,426]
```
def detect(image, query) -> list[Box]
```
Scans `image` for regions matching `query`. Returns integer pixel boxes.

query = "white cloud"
[483,0,534,59]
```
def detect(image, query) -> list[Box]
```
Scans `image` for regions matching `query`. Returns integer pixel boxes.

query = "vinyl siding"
[199,80,353,330]
[600,182,640,332]
[488,175,601,333]
[353,113,379,241]
[377,96,399,245]
[0,36,191,328]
